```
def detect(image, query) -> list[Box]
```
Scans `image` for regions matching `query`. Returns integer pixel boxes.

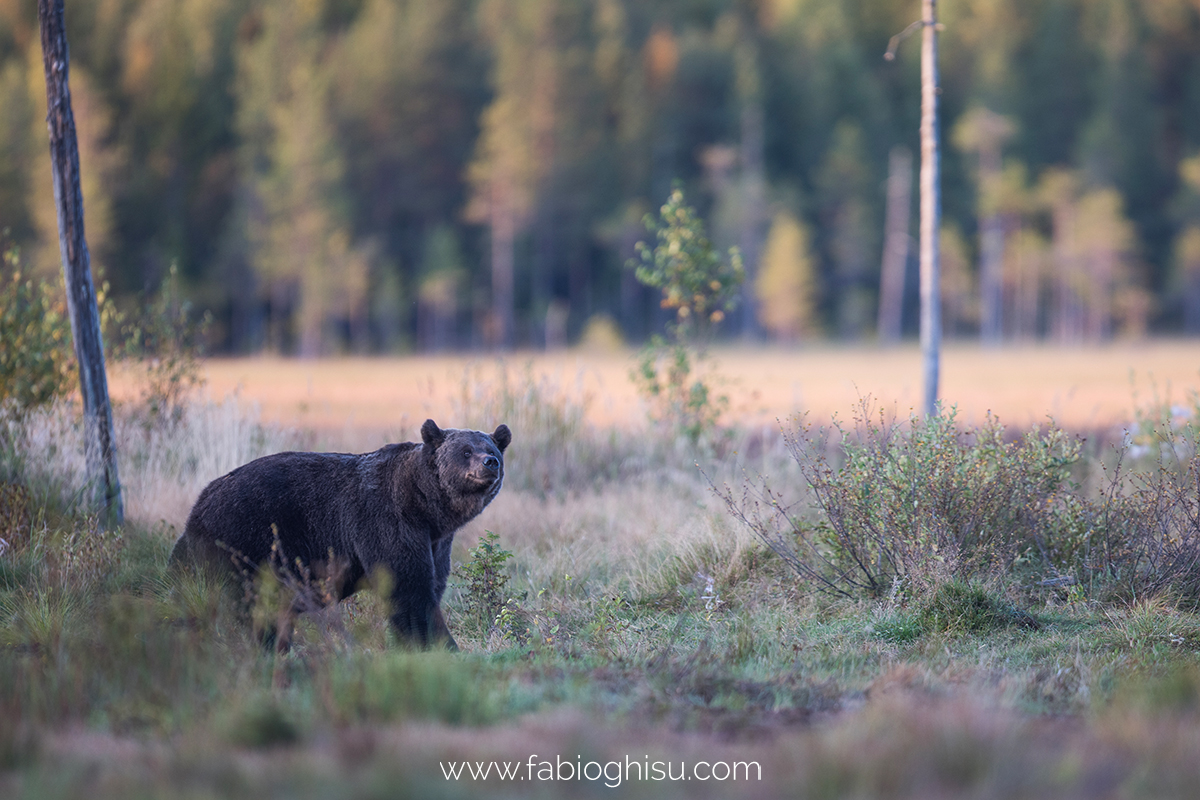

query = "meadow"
[115,340,1200,435]
[4,342,1200,798]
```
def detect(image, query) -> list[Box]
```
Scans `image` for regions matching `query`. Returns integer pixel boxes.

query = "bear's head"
[422,419,511,499]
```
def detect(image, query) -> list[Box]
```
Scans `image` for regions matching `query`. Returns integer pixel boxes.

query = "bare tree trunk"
[38,0,123,526]
[530,38,558,337]
[1010,227,1041,340]
[738,98,766,340]
[920,0,941,418]
[1050,201,1080,344]
[878,146,913,344]
[490,181,515,348]
[1086,249,1114,343]
[736,31,766,341]
[978,203,1004,345]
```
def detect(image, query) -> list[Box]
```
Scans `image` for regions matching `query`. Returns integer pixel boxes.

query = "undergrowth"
[3,358,1200,798]
[718,398,1200,609]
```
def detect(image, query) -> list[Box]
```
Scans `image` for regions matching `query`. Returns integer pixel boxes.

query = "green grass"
[4,386,1200,798]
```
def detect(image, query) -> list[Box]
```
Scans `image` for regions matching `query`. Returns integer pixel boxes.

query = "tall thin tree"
[37,0,123,525]
[877,146,913,344]
[918,0,941,417]
[736,30,766,341]
[886,1,941,414]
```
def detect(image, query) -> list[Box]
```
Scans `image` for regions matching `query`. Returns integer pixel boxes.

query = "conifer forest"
[3,0,1200,353]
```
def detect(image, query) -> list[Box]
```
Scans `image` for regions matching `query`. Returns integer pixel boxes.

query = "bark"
[38,0,123,526]
[878,146,913,343]
[919,0,941,418]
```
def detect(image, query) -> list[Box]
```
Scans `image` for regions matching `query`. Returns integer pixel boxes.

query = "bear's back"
[183,449,380,568]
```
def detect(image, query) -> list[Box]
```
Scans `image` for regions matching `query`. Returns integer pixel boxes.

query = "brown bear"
[170,419,511,650]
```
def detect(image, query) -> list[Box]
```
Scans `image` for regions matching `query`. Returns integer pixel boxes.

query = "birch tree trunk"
[878,146,913,343]
[38,0,123,526]
[919,0,941,418]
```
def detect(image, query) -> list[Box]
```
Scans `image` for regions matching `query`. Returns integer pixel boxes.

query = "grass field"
[5,342,1200,798]
[106,340,1200,440]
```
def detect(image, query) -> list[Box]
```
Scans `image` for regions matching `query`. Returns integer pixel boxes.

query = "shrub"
[1027,395,1200,607]
[456,530,513,633]
[630,188,744,344]
[0,240,73,412]
[632,337,730,447]
[110,262,211,427]
[718,405,1082,599]
[629,188,743,446]
[1067,448,1200,606]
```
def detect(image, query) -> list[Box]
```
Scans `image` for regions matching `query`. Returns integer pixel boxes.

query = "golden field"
[112,340,1200,436]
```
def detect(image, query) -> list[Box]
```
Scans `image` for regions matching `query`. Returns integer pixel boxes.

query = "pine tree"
[235,0,367,355]
[952,105,1015,346]
[333,0,488,294]
[816,121,876,339]
[466,0,550,347]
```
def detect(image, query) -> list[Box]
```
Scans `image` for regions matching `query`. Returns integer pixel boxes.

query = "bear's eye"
[462,447,472,457]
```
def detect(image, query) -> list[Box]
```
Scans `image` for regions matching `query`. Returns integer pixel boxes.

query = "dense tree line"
[3,0,1200,353]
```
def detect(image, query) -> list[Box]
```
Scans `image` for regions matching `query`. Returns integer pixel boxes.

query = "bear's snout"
[466,450,502,485]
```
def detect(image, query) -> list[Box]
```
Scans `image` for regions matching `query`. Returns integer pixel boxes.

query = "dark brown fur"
[170,419,510,650]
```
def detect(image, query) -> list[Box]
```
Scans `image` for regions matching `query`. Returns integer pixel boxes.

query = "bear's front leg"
[431,536,454,604]
[389,590,457,650]
[387,546,458,650]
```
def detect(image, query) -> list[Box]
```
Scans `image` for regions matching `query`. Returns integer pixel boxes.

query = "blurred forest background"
[4,0,1200,354]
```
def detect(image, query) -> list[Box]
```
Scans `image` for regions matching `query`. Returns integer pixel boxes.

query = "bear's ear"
[491,424,511,453]
[421,419,445,449]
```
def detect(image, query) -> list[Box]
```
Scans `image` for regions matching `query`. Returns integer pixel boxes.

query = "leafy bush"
[0,239,208,424]
[0,241,73,412]
[630,188,744,344]
[1065,446,1200,607]
[720,405,1082,599]
[110,263,211,427]
[633,337,730,447]
[629,189,743,446]
[456,530,513,633]
[718,393,1200,610]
